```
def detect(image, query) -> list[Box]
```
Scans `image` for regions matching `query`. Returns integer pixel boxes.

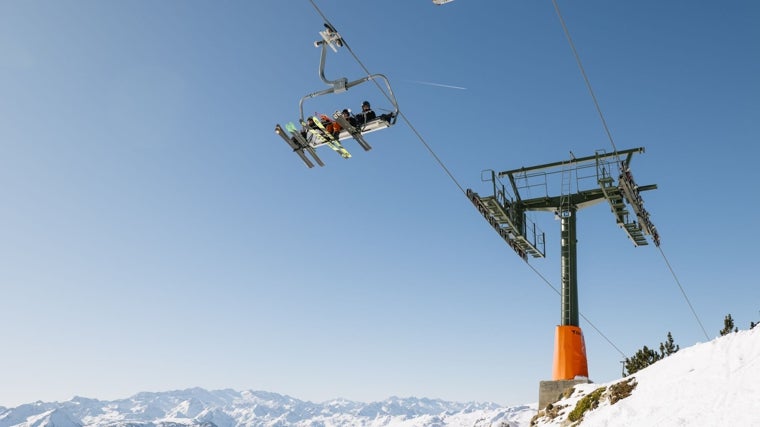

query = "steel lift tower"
[466,147,660,408]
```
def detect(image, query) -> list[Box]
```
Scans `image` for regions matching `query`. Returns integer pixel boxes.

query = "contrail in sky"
[406,80,467,90]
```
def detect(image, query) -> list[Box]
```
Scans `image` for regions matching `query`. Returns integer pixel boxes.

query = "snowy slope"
[532,327,760,426]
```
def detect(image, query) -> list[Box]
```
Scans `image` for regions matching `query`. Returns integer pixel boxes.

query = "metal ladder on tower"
[559,160,574,326]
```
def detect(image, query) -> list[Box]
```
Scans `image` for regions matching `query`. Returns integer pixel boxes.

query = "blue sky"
[1,0,758,408]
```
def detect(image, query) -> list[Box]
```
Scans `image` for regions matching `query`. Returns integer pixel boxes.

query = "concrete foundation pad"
[538,378,591,410]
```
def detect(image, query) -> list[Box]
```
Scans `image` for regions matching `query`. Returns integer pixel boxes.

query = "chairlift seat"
[305,117,393,148]
[337,118,392,141]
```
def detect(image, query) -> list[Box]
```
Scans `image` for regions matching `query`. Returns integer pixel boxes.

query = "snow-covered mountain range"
[4,327,759,426]
[0,389,535,427]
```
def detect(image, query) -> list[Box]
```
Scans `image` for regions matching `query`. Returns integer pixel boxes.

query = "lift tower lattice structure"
[466,147,660,387]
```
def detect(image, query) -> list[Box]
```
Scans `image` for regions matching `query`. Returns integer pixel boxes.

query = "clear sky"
[1,0,758,409]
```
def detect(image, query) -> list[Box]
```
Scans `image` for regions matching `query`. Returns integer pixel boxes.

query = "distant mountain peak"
[0,389,534,427]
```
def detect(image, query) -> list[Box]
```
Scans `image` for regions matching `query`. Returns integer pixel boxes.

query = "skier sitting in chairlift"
[355,100,395,127]
[318,114,341,138]
[356,101,376,126]
[341,109,357,127]
[301,115,336,140]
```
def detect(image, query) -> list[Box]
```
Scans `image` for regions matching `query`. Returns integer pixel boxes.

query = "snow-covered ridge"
[0,388,535,427]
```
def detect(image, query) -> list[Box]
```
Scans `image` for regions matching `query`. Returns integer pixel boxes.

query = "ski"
[285,122,325,167]
[275,123,314,168]
[332,111,372,151]
[299,119,348,159]
[299,119,329,145]
[310,116,351,159]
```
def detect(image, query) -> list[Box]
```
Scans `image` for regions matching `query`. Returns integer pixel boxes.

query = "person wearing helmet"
[356,100,376,126]
[341,108,357,127]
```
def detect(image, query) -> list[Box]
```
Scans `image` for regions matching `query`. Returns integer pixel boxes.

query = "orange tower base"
[552,325,589,380]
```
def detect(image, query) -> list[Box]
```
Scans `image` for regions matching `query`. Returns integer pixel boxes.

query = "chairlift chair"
[275,23,400,167]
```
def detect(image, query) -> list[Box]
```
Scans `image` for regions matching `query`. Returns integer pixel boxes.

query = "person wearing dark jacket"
[355,100,376,126]
[341,108,357,127]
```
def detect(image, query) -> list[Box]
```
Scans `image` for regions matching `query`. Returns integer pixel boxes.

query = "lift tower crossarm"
[497,147,645,178]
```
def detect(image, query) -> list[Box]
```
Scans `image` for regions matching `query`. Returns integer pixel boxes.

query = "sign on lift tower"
[466,147,659,409]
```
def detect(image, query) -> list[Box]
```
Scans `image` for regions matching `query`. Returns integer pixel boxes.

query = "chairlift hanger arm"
[300,27,400,122]
[316,39,348,90]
